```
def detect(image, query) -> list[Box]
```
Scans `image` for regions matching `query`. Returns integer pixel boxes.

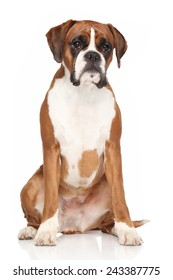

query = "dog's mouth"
[70,64,107,89]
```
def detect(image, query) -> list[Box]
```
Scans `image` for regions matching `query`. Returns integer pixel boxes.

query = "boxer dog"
[18,20,147,246]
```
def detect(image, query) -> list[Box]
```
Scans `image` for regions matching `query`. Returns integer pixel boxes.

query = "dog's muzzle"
[70,51,107,88]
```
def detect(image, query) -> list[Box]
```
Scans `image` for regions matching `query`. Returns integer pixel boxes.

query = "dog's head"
[46,20,127,88]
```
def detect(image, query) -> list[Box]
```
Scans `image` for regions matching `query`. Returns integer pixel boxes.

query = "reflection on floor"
[18,230,143,260]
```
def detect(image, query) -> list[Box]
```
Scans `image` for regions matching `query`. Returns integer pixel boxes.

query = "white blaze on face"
[74,28,106,84]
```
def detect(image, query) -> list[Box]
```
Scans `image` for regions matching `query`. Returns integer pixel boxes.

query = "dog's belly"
[58,178,113,233]
[48,77,115,188]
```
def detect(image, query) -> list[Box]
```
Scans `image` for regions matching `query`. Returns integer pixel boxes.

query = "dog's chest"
[48,78,115,187]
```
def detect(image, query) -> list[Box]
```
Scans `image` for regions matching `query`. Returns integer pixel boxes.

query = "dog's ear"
[46,19,76,63]
[108,24,127,68]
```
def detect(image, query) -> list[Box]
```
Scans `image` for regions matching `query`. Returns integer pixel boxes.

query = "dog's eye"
[72,40,82,49]
[102,43,111,53]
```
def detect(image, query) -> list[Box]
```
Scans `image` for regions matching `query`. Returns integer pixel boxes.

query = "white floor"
[4,220,164,261]
[1,219,172,280]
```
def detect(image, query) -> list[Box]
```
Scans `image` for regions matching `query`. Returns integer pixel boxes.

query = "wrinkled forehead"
[66,21,115,45]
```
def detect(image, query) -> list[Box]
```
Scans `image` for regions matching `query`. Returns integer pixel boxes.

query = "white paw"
[18,226,37,240]
[113,222,143,246]
[34,212,58,246]
[34,231,57,246]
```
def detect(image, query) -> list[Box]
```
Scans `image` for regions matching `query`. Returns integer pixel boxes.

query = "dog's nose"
[85,51,101,62]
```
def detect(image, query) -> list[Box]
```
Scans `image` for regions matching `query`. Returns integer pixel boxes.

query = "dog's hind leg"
[18,166,44,240]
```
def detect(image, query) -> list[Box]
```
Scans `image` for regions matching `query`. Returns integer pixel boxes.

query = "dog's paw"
[18,226,37,240]
[34,231,57,246]
[112,222,143,246]
[34,211,59,246]
[118,229,143,246]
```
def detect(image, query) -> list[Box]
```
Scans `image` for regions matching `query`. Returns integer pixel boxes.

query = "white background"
[1,0,173,278]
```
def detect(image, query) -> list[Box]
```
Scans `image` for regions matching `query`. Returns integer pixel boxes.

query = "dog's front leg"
[105,141,142,245]
[34,97,61,246]
[35,145,60,246]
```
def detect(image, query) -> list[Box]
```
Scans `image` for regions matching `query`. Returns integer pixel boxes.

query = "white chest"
[48,77,115,187]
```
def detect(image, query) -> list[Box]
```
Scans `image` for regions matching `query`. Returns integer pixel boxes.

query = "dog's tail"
[133,219,150,228]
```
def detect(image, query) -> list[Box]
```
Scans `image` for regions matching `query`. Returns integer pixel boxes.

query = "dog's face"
[46,20,127,88]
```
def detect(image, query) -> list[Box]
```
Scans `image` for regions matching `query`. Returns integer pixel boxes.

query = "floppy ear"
[108,24,127,68]
[46,19,76,63]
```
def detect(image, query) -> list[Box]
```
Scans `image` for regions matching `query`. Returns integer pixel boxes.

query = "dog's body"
[18,20,146,246]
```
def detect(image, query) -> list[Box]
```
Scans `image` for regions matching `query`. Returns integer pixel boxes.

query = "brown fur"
[78,149,99,178]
